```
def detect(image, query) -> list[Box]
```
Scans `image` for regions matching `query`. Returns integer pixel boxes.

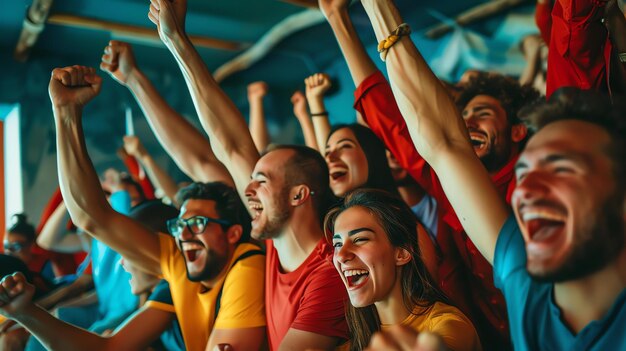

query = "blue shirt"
[411,194,438,241]
[494,215,626,350]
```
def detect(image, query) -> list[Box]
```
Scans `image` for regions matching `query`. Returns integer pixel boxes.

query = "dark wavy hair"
[456,72,541,125]
[175,182,252,243]
[324,189,450,351]
[326,124,398,197]
[7,214,36,242]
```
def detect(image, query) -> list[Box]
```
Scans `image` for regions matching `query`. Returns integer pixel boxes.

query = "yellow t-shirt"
[159,234,266,351]
[384,302,482,351]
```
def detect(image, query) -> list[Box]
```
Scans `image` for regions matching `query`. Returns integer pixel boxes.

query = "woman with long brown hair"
[325,189,481,351]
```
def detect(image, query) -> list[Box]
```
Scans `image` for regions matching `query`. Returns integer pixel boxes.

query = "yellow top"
[159,234,266,351]
[383,302,482,351]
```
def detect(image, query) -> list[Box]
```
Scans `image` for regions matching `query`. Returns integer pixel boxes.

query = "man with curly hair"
[319,0,540,348]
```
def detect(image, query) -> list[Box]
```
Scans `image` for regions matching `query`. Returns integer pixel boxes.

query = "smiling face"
[245,149,293,240]
[325,128,369,197]
[462,95,519,172]
[332,206,407,307]
[513,120,624,282]
[176,199,230,282]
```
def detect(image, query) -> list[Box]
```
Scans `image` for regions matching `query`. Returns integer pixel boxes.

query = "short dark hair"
[264,145,331,216]
[120,173,146,202]
[456,72,541,125]
[129,200,179,234]
[519,87,626,193]
[7,214,36,242]
[175,182,252,243]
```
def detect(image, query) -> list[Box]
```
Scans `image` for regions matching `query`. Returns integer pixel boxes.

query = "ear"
[511,123,528,143]
[225,224,243,245]
[395,248,412,267]
[289,185,312,207]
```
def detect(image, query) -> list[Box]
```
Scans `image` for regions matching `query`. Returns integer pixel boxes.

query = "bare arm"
[291,91,320,150]
[0,273,172,351]
[205,327,266,351]
[101,40,233,185]
[50,65,162,275]
[123,135,181,207]
[35,274,94,310]
[149,0,259,203]
[36,202,87,253]
[304,73,333,150]
[247,81,271,152]
[359,0,509,263]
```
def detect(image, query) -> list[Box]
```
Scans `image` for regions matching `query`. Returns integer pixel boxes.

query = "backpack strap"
[214,249,265,320]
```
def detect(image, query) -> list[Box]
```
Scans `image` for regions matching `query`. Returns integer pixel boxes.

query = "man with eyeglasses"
[7,65,267,351]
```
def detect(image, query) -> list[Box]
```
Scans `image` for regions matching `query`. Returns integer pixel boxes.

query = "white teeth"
[343,269,369,277]
[182,243,203,251]
[522,211,565,222]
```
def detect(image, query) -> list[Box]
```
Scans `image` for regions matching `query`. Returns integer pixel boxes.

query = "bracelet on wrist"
[377,23,412,62]
[310,111,329,117]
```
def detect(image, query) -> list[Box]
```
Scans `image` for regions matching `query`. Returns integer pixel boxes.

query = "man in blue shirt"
[342,1,626,348]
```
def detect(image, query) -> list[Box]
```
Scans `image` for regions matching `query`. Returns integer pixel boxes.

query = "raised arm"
[123,135,181,207]
[304,73,333,150]
[291,91,320,150]
[50,65,162,274]
[100,40,233,185]
[149,0,259,202]
[0,272,172,351]
[36,202,88,253]
[358,0,509,263]
[247,81,271,152]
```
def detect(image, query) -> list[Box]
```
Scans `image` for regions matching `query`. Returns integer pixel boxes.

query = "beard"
[185,247,230,282]
[529,193,625,283]
[253,187,291,240]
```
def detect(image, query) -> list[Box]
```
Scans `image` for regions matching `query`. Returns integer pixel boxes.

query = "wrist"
[125,68,145,90]
[12,302,38,320]
[53,104,82,120]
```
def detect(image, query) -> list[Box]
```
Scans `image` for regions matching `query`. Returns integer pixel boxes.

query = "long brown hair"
[324,189,450,351]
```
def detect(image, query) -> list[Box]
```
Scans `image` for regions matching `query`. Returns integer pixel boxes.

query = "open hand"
[49,65,102,108]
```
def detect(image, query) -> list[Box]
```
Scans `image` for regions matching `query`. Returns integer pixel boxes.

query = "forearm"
[37,203,72,251]
[248,97,271,152]
[36,274,93,310]
[326,8,378,87]
[137,154,180,207]
[11,303,109,351]
[166,32,258,198]
[126,70,229,184]
[360,0,468,160]
[54,106,161,271]
[294,111,320,151]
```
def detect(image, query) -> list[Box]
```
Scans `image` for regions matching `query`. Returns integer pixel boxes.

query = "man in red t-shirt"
[320,0,539,348]
[117,2,350,350]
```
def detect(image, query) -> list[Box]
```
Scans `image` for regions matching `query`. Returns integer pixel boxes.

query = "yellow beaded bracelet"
[378,23,411,62]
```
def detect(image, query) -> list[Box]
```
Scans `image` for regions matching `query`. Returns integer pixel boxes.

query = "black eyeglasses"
[3,241,25,253]
[166,216,231,238]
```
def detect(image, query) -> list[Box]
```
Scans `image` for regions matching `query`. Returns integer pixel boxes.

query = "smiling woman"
[324,189,482,351]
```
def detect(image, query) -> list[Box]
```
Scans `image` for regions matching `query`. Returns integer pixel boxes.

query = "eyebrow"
[325,138,357,150]
[463,104,496,116]
[251,171,269,180]
[332,227,374,240]
[515,153,588,171]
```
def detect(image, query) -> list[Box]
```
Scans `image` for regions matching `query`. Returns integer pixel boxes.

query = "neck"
[397,183,425,207]
[374,268,411,325]
[273,208,324,273]
[554,247,626,334]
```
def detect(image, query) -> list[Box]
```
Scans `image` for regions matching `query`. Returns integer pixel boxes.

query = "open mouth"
[330,170,347,181]
[521,211,567,258]
[181,242,205,263]
[248,201,264,222]
[469,133,487,148]
[344,269,370,289]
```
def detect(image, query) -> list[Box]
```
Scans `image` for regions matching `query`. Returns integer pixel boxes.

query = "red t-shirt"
[536,0,612,97]
[265,239,348,351]
[355,71,513,350]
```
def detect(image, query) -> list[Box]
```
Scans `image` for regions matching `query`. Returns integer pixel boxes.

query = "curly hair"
[456,72,541,125]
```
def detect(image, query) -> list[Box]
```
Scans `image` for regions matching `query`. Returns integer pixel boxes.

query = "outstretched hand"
[100,41,138,86]
[49,65,102,108]
[304,73,332,100]
[0,272,36,318]
[148,0,188,44]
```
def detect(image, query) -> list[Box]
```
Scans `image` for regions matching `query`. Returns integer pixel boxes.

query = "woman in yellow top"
[326,189,482,351]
